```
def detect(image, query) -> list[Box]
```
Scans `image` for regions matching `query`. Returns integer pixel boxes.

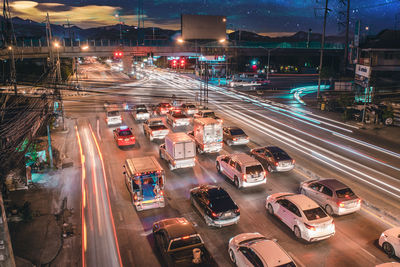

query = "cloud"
[10,1,138,28]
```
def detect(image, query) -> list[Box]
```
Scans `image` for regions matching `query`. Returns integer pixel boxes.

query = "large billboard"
[181,14,226,40]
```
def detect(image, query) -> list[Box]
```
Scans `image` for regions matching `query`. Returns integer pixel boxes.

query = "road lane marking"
[361,207,398,228]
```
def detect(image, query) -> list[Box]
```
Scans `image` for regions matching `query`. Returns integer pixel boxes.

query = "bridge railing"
[6,38,344,50]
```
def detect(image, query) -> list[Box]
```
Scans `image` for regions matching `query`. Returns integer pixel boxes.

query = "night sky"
[10,0,400,36]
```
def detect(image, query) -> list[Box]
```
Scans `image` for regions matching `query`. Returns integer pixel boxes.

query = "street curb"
[294,165,400,227]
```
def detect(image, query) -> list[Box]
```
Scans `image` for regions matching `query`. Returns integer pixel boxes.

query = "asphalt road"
[64,62,400,267]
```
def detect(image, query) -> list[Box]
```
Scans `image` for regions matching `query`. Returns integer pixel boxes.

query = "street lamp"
[219,38,226,43]
[81,45,89,50]
[177,38,184,44]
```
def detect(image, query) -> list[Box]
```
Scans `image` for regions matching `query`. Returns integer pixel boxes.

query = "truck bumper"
[134,198,165,211]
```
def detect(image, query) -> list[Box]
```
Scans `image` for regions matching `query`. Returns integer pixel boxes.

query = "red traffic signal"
[172,59,177,67]
[180,59,185,66]
[114,51,123,58]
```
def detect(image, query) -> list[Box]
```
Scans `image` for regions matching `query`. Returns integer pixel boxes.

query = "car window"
[169,236,202,250]
[239,247,263,267]
[264,151,272,157]
[254,149,264,154]
[229,129,245,136]
[221,157,230,163]
[321,186,333,197]
[310,182,323,191]
[246,165,264,175]
[235,163,242,172]
[303,207,328,221]
[119,130,133,136]
[107,111,120,117]
[287,201,301,217]
[336,188,355,198]
[229,160,236,168]
[277,199,290,209]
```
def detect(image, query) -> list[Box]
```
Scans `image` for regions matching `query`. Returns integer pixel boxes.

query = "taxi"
[113,126,135,147]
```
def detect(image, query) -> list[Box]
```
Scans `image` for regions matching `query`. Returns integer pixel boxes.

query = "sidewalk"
[7,118,81,266]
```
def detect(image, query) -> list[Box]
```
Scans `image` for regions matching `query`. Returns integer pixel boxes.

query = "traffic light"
[172,59,177,68]
[114,51,123,58]
[180,58,185,67]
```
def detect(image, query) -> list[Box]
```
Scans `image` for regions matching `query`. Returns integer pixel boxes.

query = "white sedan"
[228,233,296,267]
[266,193,335,242]
[379,227,400,258]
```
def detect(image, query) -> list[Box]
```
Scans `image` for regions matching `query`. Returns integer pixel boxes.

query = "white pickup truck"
[132,104,150,121]
[143,118,170,141]
[106,108,122,126]
[166,109,191,127]
[159,132,196,170]
[189,118,223,154]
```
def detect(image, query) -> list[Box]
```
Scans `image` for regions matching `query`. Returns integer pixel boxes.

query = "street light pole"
[317,0,329,100]
[266,50,271,81]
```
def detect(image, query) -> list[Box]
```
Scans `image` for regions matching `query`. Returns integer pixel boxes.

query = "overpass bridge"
[0,39,344,59]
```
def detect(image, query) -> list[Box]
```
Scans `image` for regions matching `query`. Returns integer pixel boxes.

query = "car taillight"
[262,171,267,177]
[292,159,296,164]
[357,199,362,204]
[242,174,247,182]
[304,223,316,231]
[211,212,219,218]
[133,194,138,201]
[337,201,345,208]
[245,136,249,139]
[275,162,279,166]
[235,208,240,213]
[160,190,164,196]
[232,138,238,141]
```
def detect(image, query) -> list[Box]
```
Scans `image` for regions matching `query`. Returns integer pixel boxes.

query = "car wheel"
[229,249,236,264]
[234,176,240,188]
[267,164,273,172]
[159,150,163,159]
[216,162,221,173]
[325,205,334,216]
[385,117,393,125]
[382,242,395,257]
[267,204,274,215]
[294,226,301,239]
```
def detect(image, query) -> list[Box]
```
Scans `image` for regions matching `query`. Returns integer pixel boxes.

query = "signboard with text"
[355,64,371,78]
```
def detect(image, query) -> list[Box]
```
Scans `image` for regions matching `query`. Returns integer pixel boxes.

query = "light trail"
[88,123,123,267]
[75,125,86,266]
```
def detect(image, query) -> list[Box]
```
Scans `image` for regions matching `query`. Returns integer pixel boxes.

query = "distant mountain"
[5,16,346,43]
[228,30,346,43]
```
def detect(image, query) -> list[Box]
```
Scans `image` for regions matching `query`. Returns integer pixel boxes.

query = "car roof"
[318,179,349,190]
[225,126,242,131]
[230,153,261,165]
[158,218,197,240]
[250,240,293,266]
[285,194,319,210]
[265,146,285,153]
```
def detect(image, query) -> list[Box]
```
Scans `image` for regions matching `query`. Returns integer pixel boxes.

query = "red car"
[155,103,172,115]
[113,126,135,147]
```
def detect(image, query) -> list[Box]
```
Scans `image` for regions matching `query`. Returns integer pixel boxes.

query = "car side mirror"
[123,171,126,175]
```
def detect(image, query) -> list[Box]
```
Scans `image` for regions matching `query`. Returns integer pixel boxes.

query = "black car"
[223,126,250,146]
[153,217,217,267]
[190,185,240,227]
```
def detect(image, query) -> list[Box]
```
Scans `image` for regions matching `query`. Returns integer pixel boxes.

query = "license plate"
[224,212,232,217]
[125,138,130,141]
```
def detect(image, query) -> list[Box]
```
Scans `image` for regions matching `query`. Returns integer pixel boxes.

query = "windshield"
[150,120,164,126]
[161,103,171,108]
[204,112,215,117]
[107,111,120,117]
[336,188,355,198]
[173,114,187,118]
[187,105,196,108]
[246,165,264,175]
[303,207,328,221]
[238,236,267,245]
[169,236,202,250]
[229,128,245,136]
[119,130,132,136]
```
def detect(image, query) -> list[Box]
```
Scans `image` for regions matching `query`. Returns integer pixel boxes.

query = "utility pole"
[317,0,329,100]
[344,0,350,72]
[307,28,312,48]
[2,0,17,94]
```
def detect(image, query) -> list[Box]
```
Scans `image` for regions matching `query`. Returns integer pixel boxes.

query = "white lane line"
[219,105,400,199]
[173,73,399,160]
